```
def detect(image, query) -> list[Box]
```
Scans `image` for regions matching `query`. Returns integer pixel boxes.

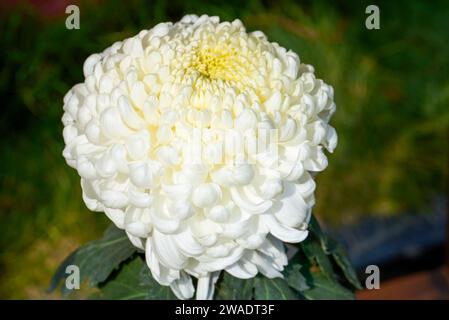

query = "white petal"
[129,161,163,188]
[196,272,220,300]
[81,179,102,211]
[285,54,299,79]
[152,230,187,269]
[207,205,230,223]
[170,272,194,300]
[250,251,284,278]
[104,208,125,229]
[222,218,252,238]
[126,231,144,250]
[157,146,180,166]
[77,157,97,180]
[225,259,258,279]
[172,229,204,257]
[257,237,288,268]
[125,208,152,238]
[150,205,180,233]
[264,91,281,113]
[130,82,147,108]
[118,96,144,129]
[100,107,132,139]
[125,135,150,161]
[262,214,309,243]
[192,183,222,208]
[145,239,179,286]
[152,23,170,37]
[83,53,101,77]
[101,190,129,209]
[303,146,328,172]
[272,182,310,228]
[230,187,272,214]
[324,125,338,153]
[200,246,244,271]
[128,189,152,207]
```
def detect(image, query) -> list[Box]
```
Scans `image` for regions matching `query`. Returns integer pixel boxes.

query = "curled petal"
[196,272,220,300]
[145,239,180,286]
[225,257,258,279]
[152,230,188,269]
[230,187,272,214]
[104,208,126,229]
[126,231,144,250]
[81,179,102,211]
[272,182,311,228]
[250,251,284,279]
[150,207,181,234]
[173,228,204,257]
[262,214,309,243]
[170,272,195,300]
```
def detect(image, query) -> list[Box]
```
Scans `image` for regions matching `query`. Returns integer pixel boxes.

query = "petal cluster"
[62,14,337,299]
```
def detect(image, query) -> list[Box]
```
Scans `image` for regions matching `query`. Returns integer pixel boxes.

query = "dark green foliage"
[254,276,299,300]
[51,217,361,299]
[93,258,177,300]
[48,225,137,296]
[284,263,309,292]
[215,272,254,300]
[301,271,354,300]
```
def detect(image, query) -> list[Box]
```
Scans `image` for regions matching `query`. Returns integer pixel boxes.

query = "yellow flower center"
[193,46,240,81]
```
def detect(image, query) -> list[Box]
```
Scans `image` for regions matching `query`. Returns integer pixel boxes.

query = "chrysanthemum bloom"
[62,14,337,299]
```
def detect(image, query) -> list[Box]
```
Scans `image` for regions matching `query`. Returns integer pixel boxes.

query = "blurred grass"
[0,0,448,298]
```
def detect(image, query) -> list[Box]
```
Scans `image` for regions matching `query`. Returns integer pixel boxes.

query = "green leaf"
[138,261,178,300]
[93,257,177,300]
[308,215,324,237]
[215,272,254,300]
[301,237,335,280]
[328,239,363,289]
[284,263,310,292]
[308,215,361,289]
[49,224,137,296]
[309,215,335,254]
[302,271,355,300]
[254,276,299,300]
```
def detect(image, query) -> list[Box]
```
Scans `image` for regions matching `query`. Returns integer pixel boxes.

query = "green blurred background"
[0,0,448,298]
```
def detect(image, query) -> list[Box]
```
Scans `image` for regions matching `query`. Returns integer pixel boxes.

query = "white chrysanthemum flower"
[62,14,337,300]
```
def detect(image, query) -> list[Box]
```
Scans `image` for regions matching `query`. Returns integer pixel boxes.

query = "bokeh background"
[0,0,448,299]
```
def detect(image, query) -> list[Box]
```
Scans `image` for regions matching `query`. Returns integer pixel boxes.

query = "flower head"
[62,14,337,299]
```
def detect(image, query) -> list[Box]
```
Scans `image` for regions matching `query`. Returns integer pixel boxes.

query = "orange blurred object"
[357,267,449,300]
